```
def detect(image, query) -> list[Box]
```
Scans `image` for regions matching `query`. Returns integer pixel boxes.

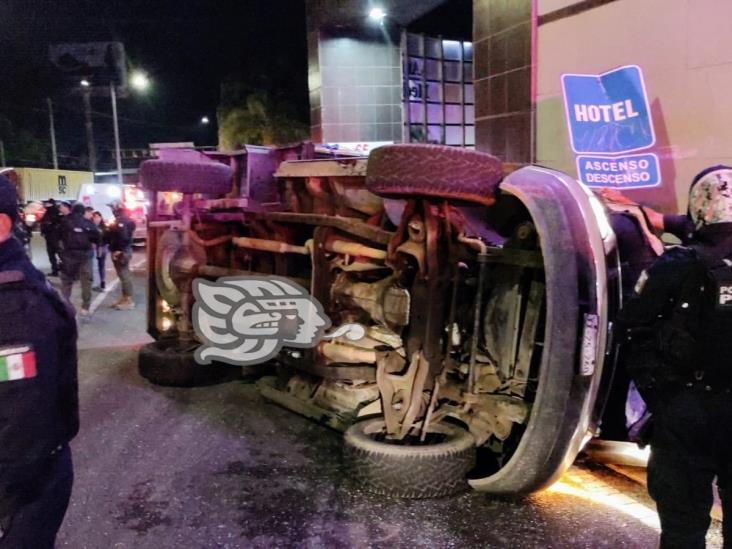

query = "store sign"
[576,153,660,189]
[562,65,659,188]
[49,42,127,87]
[323,142,392,154]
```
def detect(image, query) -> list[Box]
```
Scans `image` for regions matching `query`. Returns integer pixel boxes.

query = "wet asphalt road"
[27,239,721,548]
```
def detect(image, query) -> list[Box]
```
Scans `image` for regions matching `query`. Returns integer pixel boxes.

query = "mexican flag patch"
[0,346,37,382]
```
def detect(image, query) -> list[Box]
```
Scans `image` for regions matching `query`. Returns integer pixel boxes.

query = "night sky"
[0,0,309,169]
[0,0,471,170]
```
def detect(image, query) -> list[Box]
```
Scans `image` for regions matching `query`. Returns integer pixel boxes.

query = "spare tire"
[366,144,503,207]
[343,418,475,498]
[139,159,233,195]
[138,339,240,387]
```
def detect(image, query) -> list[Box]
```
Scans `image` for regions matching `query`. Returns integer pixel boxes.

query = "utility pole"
[110,83,123,184]
[82,89,97,172]
[47,97,58,169]
[0,140,5,167]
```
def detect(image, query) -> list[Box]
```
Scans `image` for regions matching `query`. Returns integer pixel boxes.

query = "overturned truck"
[138,143,626,498]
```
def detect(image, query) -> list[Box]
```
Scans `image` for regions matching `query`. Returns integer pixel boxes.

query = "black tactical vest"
[658,249,732,386]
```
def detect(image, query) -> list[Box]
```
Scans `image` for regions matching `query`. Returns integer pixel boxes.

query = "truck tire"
[138,339,239,387]
[366,144,503,207]
[139,159,233,195]
[343,418,476,498]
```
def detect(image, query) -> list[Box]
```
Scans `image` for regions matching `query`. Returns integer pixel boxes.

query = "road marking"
[89,257,147,314]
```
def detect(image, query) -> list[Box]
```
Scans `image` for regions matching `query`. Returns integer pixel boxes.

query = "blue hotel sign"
[562,65,660,188]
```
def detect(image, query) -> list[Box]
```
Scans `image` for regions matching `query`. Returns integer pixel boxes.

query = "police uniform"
[40,202,62,277]
[106,204,136,307]
[0,176,79,548]
[59,204,99,311]
[620,167,732,548]
[601,210,689,440]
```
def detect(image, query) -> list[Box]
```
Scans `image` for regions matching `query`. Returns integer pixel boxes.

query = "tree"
[0,114,49,167]
[217,82,308,150]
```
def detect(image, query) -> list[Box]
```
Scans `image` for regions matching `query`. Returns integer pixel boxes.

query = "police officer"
[40,199,62,277]
[620,166,732,548]
[599,188,691,440]
[59,203,99,316]
[106,200,136,310]
[0,175,79,547]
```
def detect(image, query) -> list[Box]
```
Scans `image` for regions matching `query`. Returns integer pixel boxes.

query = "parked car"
[138,143,644,498]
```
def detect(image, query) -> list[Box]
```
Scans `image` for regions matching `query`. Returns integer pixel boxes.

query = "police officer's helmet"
[688,165,732,227]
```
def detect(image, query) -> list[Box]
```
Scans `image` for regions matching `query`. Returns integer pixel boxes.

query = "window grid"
[402,32,475,148]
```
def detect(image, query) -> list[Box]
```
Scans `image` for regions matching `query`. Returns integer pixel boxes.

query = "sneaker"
[92,286,106,293]
[110,297,125,308]
[79,308,90,317]
[114,298,135,311]
[47,271,59,278]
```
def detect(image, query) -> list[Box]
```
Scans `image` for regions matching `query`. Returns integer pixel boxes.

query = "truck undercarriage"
[139,144,622,498]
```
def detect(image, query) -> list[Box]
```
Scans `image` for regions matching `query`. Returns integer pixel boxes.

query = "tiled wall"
[309,32,403,144]
[308,30,323,143]
[473,0,533,162]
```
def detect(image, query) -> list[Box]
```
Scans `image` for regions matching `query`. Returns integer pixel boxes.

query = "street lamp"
[368,7,386,24]
[80,79,91,88]
[110,70,151,184]
[200,116,210,125]
[130,71,150,92]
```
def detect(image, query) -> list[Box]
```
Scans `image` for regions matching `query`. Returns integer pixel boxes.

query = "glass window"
[402,33,475,148]
[405,79,426,101]
[464,84,475,104]
[425,59,441,81]
[465,126,475,146]
[463,63,473,83]
[425,37,441,59]
[446,126,463,145]
[410,125,427,143]
[408,102,424,123]
[446,104,462,124]
[427,125,443,144]
[442,40,462,61]
[444,62,461,83]
[407,57,423,78]
[407,33,423,56]
[428,104,443,124]
[425,82,442,102]
[445,83,462,103]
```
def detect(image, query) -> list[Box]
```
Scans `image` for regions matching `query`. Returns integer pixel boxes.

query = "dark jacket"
[106,213,136,253]
[60,212,100,253]
[620,222,732,393]
[0,238,79,511]
[40,205,61,240]
[12,220,32,247]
